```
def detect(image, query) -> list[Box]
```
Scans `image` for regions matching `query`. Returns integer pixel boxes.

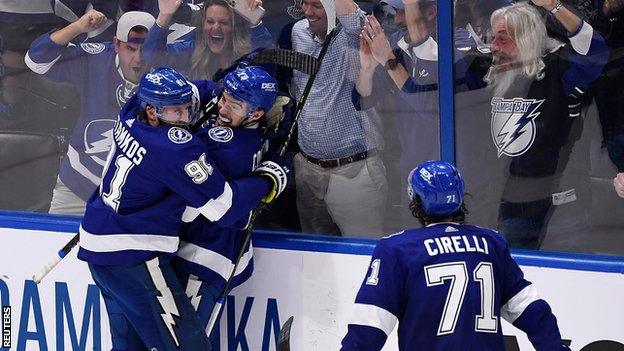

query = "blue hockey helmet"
[223,66,277,112]
[138,67,198,125]
[407,160,465,216]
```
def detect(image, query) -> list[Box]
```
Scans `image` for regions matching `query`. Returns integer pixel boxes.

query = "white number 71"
[424,261,497,335]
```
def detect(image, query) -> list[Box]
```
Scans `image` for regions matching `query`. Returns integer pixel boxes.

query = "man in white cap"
[25,10,155,215]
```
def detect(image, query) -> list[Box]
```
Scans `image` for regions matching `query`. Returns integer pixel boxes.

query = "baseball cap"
[382,0,436,10]
[116,11,155,43]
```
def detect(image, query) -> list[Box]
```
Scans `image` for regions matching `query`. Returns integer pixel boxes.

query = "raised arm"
[25,10,108,84]
[155,0,184,29]
[356,33,379,98]
[531,0,581,34]
[335,0,358,16]
[360,15,410,90]
[50,9,108,45]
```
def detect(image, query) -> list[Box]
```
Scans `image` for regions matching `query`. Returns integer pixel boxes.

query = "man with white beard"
[483,1,608,249]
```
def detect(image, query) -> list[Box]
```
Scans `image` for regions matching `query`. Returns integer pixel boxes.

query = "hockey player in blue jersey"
[341,161,570,351]
[77,66,288,350]
[171,66,286,339]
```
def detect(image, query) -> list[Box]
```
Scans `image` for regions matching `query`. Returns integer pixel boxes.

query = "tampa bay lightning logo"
[208,126,234,143]
[116,81,138,108]
[490,97,544,158]
[168,127,193,144]
[80,43,105,55]
[84,119,116,166]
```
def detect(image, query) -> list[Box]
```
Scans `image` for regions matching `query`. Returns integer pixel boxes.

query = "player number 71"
[424,261,498,336]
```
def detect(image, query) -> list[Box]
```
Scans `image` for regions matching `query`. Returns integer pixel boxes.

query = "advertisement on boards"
[0,227,623,351]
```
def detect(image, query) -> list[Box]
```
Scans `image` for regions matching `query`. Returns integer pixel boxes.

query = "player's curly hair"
[137,109,149,124]
[409,196,468,227]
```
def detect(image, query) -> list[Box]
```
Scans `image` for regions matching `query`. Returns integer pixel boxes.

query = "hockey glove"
[255,160,289,204]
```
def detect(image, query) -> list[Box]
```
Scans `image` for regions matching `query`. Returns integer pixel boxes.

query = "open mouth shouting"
[208,33,225,52]
[216,113,232,126]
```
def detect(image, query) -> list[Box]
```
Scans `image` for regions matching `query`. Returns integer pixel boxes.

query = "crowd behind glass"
[1,0,623,255]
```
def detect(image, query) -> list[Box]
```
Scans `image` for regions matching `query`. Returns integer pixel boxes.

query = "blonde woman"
[145,0,273,79]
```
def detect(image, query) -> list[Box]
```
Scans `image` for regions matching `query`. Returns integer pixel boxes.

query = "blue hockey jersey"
[77,84,270,265]
[175,124,266,293]
[25,33,140,200]
[341,223,564,351]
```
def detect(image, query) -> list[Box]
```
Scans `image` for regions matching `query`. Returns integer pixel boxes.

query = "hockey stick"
[250,48,319,76]
[32,232,79,283]
[277,316,294,351]
[205,29,338,337]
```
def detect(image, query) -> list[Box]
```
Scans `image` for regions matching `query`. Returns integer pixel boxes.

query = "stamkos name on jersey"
[424,235,489,256]
[112,121,147,165]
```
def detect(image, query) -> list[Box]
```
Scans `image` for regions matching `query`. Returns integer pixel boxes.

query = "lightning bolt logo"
[84,119,116,166]
[491,98,544,158]
[85,131,112,155]
[146,258,181,347]
[185,274,204,311]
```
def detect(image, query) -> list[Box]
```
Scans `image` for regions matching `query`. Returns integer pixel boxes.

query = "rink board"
[0,212,623,351]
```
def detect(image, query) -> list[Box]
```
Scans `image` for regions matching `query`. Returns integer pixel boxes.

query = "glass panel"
[259,0,442,237]
[1,0,442,239]
[0,19,79,212]
[453,0,624,256]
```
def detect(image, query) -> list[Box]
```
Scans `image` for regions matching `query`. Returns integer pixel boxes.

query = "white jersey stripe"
[570,21,593,56]
[197,182,234,221]
[349,303,398,336]
[181,182,234,223]
[501,284,540,323]
[176,240,253,280]
[25,51,62,75]
[79,226,179,253]
[181,206,200,223]
[67,145,102,185]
